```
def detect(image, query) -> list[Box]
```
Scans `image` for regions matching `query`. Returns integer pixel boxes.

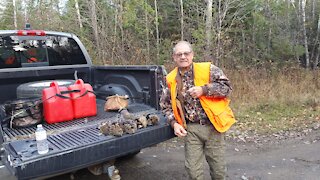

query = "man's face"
[173,44,194,68]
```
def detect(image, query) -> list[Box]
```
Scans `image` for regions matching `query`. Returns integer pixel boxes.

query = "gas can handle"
[75,79,85,88]
[50,81,61,94]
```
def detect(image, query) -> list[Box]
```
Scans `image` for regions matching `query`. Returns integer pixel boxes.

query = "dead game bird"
[146,114,160,126]
[120,119,137,134]
[99,120,123,137]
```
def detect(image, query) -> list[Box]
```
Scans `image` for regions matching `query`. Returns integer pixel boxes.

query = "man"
[160,41,236,180]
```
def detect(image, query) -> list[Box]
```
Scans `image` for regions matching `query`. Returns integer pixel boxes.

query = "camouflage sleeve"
[201,64,232,98]
[159,82,177,127]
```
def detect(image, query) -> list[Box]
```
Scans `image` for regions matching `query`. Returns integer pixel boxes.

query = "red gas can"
[42,81,74,124]
[68,79,97,119]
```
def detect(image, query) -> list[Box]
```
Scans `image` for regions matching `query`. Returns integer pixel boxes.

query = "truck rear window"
[0,34,87,69]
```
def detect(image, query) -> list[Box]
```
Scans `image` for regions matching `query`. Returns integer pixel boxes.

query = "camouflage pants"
[185,123,226,180]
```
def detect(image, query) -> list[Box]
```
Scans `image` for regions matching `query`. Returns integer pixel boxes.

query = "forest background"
[0,0,319,136]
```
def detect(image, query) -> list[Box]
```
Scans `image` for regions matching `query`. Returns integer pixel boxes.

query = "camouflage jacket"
[159,63,232,127]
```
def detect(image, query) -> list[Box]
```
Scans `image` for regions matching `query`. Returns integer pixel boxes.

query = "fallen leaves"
[229,102,320,146]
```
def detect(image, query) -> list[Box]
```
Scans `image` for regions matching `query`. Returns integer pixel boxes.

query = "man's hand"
[187,86,203,98]
[173,122,187,137]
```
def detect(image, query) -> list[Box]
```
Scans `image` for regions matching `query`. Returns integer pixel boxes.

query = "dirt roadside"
[226,130,320,180]
[113,129,320,180]
[45,128,320,180]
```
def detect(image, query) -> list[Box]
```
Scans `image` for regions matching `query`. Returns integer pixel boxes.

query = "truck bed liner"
[2,99,174,179]
[3,99,153,142]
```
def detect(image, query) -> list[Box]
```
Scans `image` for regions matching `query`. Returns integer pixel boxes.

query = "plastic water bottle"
[35,124,49,154]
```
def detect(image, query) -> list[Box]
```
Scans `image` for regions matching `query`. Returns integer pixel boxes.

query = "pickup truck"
[0,29,174,179]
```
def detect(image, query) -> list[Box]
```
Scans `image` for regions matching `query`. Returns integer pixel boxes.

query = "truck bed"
[2,99,174,179]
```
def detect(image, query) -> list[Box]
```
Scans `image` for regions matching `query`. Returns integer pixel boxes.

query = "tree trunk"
[312,0,316,21]
[301,0,310,68]
[196,0,201,24]
[241,29,245,60]
[310,13,320,64]
[75,0,83,29]
[13,0,17,29]
[89,0,99,39]
[111,1,118,65]
[287,0,290,31]
[145,0,150,64]
[180,0,184,40]
[315,47,320,69]
[89,0,100,63]
[154,0,160,64]
[38,0,43,29]
[119,0,124,64]
[290,0,302,62]
[216,0,221,65]
[315,46,320,69]
[266,0,272,54]
[23,0,28,24]
[313,14,320,69]
[252,9,256,59]
[47,0,52,29]
[205,0,213,62]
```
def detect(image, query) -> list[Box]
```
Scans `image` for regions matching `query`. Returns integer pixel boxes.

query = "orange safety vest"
[166,62,236,132]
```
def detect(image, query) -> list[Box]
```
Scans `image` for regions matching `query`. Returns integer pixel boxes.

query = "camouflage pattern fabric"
[4,98,42,128]
[185,123,226,180]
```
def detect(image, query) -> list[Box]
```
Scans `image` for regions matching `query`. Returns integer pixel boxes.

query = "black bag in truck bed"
[1,99,173,179]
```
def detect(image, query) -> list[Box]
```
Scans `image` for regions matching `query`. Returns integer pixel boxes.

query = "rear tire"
[16,80,75,98]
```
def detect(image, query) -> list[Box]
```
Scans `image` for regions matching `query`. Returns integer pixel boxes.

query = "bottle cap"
[37,124,43,128]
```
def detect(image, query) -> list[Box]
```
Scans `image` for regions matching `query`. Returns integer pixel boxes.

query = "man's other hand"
[173,122,187,137]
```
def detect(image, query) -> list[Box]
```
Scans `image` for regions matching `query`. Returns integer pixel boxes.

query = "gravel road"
[2,129,320,180]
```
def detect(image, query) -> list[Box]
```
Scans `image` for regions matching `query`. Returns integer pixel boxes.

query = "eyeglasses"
[174,51,192,58]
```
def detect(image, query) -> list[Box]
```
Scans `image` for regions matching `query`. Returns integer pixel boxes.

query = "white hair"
[173,41,193,53]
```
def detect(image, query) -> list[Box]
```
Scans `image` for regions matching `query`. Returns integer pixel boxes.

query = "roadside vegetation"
[229,67,319,135]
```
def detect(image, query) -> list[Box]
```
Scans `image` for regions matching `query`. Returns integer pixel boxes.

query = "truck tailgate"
[1,99,174,179]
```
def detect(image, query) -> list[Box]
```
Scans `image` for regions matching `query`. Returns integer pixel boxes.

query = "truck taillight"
[17,30,46,36]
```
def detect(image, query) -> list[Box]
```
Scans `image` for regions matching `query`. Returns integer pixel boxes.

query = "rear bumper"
[3,121,174,180]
